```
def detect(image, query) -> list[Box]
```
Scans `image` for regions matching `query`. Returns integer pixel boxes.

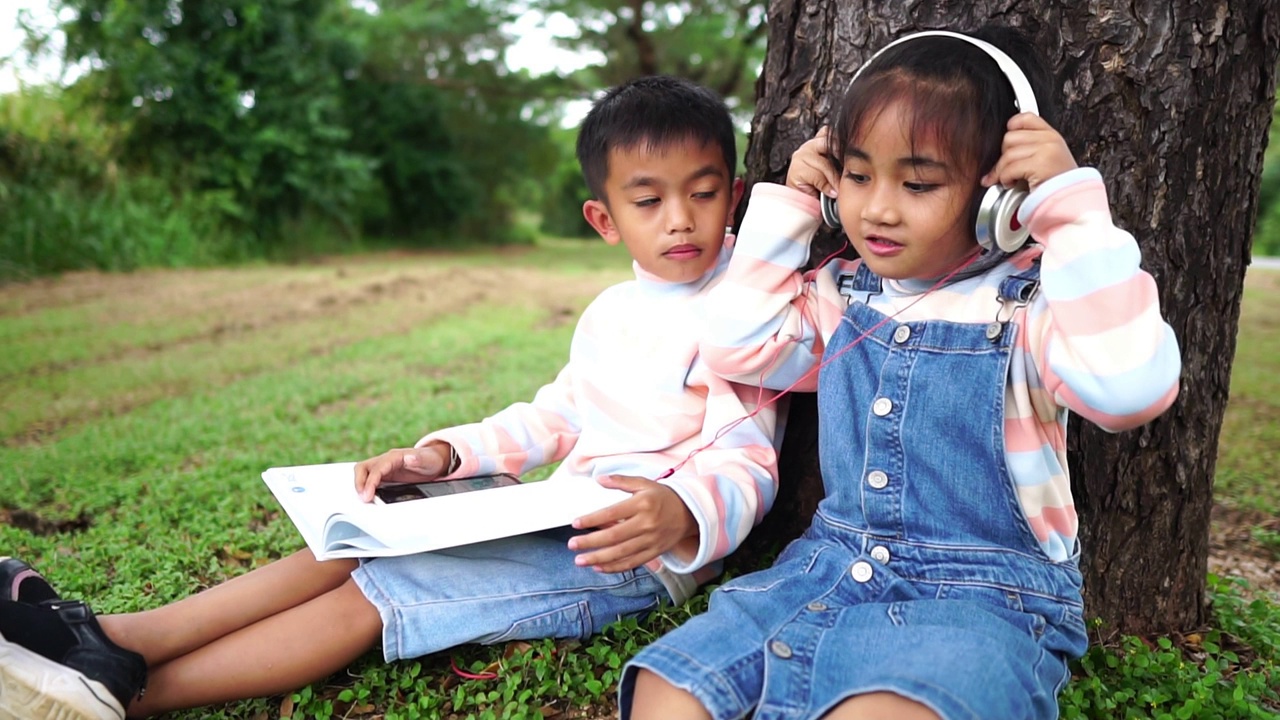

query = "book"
[261,462,631,560]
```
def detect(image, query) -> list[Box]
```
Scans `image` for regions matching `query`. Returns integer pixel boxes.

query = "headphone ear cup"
[975,184,1031,253]
[820,193,843,229]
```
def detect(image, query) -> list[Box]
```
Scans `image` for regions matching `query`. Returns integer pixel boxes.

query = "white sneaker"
[0,636,126,720]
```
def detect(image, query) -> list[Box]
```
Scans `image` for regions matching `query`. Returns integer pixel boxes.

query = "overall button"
[893,325,911,344]
[985,322,1003,340]
[806,601,828,612]
[850,561,874,583]
[770,640,793,659]
[872,397,893,416]
[870,546,891,564]
[866,470,888,489]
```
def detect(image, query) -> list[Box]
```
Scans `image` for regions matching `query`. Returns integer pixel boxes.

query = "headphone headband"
[849,30,1039,116]
[823,30,1040,253]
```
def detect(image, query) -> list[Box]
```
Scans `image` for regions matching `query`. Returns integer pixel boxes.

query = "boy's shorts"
[351,527,669,661]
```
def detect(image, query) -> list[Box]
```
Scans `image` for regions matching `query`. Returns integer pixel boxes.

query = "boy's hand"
[353,442,452,503]
[981,113,1078,192]
[785,126,840,199]
[567,476,698,573]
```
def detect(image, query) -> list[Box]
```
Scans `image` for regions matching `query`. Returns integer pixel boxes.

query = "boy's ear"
[729,177,745,217]
[583,200,622,245]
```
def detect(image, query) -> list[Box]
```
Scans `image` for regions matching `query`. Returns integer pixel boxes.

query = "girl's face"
[836,99,978,280]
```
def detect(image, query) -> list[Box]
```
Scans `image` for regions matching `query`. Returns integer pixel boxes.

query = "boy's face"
[583,138,742,284]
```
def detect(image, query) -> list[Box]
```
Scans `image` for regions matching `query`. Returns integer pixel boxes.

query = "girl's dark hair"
[576,76,737,202]
[829,26,1057,207]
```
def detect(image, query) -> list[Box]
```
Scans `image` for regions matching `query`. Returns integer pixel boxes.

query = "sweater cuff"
[1017,167,1103,224]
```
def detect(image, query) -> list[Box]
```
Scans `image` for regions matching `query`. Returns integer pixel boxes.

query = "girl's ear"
[583,200,622,245]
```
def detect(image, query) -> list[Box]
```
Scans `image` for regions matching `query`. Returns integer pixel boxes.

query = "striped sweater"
[418,243,781,600]
[702,169,1180,561]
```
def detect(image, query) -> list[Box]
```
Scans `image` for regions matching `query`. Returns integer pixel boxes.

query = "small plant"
[1251,527,1280,560]
[1060,576,1279,719]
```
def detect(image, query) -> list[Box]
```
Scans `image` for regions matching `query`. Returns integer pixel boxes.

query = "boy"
[0,75,781,720]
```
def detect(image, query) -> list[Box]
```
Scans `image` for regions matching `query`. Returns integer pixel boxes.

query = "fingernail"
[403,454,417,466]
[825,188,838,198]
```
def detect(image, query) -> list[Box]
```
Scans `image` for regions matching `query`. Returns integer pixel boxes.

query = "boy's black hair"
[575,76,737,202]
[829,25,1058,193]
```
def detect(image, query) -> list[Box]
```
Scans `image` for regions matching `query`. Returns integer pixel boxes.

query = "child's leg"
[100,550,357,665]
[628,669,711,720]
[820,693,941,720]
[127,576,381,717]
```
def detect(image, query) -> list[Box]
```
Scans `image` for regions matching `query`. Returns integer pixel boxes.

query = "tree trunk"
[732,0,1280,636]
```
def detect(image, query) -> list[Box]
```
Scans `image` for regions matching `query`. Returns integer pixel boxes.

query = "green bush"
[0,90,248,281]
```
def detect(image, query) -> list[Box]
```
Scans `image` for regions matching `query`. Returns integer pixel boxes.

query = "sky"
[0,1,596,95]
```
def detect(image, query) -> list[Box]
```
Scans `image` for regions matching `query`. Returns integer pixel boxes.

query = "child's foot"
[0,601,146,720]
[0,556,60,604]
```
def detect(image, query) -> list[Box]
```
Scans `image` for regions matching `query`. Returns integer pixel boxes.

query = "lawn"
[1,243,1277,719]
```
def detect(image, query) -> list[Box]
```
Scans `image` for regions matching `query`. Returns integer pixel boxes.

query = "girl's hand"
[353,442,451,502]
[566,475,698,573]
[785,126,840,199]
[982,113,1078,191]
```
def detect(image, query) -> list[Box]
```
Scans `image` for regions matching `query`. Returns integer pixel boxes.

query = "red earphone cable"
[658,245,982,480]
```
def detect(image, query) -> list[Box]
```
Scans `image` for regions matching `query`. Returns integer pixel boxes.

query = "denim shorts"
[352,527,669,661]
[621,537,1086,720]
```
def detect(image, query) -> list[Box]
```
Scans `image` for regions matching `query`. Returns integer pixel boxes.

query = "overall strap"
[837,262,884,303]
[987,259,1042,343]
[997,259,1041,304]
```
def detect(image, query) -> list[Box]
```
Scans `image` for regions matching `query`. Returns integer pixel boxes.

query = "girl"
[621,26,1181,720]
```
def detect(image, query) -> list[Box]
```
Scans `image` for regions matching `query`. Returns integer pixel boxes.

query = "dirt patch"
[2,254,627,445]
[0,507,93,535]
[8,261,614,376]
[1208,502,1280,600]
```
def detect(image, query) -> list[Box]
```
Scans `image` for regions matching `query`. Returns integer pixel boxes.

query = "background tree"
[536,0,766,112]
[329,0,563,242]
[20,0,563,250]
[59,0,375,240]
[734,0,1280,635]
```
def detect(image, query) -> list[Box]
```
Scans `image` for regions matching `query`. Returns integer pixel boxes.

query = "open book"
[262,462,631,560]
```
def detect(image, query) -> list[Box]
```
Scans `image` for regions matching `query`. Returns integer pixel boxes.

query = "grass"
[1,243,1277,719]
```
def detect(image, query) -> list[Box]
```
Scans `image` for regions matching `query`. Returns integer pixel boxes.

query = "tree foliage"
[18,0,563,249]
[57,0,374,238]
[538,0,767,112]
[1,0,771,273]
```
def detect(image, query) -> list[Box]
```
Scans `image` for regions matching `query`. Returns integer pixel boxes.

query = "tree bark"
[732,0,1280,636]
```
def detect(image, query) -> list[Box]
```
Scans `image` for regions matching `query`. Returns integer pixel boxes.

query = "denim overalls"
[623,262,1089,720]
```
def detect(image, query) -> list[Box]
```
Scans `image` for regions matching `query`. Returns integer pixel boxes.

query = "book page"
[262,462,362,558]
[263,462,632,559]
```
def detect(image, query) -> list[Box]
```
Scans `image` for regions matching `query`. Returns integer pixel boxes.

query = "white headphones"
[819,30,1037,253]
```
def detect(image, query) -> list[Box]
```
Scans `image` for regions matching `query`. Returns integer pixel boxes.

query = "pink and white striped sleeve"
[1021,168,1181,431]
[701,183,852,391]
[417,363,582,478]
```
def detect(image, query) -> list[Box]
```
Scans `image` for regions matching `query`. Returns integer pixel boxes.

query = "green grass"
[1213,268,1280,514]
[1,245,1277,719]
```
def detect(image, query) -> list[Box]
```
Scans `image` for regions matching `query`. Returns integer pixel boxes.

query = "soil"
[1208,503,1280,600]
